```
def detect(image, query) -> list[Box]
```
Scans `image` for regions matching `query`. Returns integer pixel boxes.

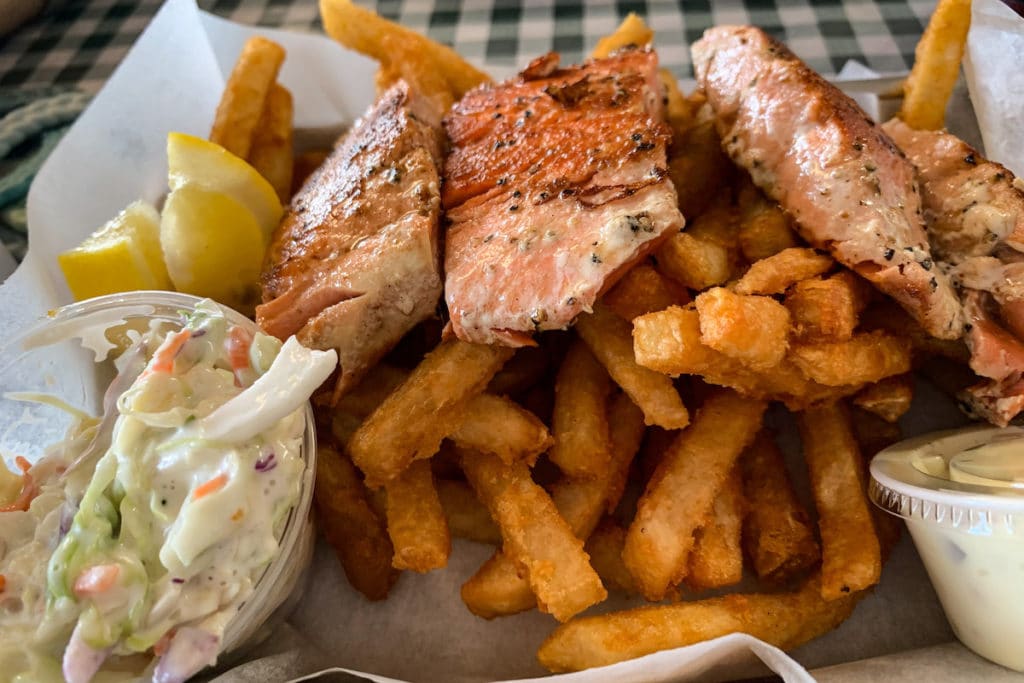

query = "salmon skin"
[885,119,1024,425]
[692,26,964,341]
[442,49,684,346]
[257,81,444,401]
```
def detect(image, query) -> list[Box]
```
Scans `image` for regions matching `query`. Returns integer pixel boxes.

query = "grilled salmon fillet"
[885,119,1024,425]
[442,49,684,346]
[257,81,444,400]
[692,26,963,341]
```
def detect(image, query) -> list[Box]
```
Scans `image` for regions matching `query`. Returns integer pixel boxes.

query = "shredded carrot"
[153,629,176,657]
[0,456,38,513]
[226,325,254,386]
[142,329,192,378]
[0,574,6,592]
[192,473,229,501]
[73,564,120,596]
[231,508,244,522]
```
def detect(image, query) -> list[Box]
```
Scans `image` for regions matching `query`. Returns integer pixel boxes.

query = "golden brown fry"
[462,393,645,618]
[623,389,765,601]
[384,459,451,572]
[860,299,970,362]
[449,393,553,466]
[591,13,654,58]
[488,345,551,395]
[789,331,912,387]
[900,0,972,130]
[659,69,695,133]
[657,199,741,290]
[695,287,791,371]
[797,402,882,600]
[853,374,914,423]
[849,405,903,458]
[668,102,732,219]
[687,464,745,591]
[315,446,399,600]
[337,364,409,419]
[538,573,864,672]
[575,303,690,429]
[742,431,820,582]
[737,180,798,262]
[319,0,489,98]
[459,448,607,622]
[549,340,613,478]
[585,520,638,595]
[210,36,285,159]
[733,247,834,296]
[376,31,455,113]
[785,271,870,342]
[248,82,294,202]
[602,263,690,322]
[348,339,513,488]
[436,478,501,545]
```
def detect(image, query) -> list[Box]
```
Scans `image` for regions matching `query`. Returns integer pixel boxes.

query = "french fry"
[656,198,740,290]
[459,448,607,622]
[384,459,451,572]
[376,31,455,113]
[436,478,501,545]
[659,69,696,133]
[602,263,690,322]
[686,464,745,591]
[742,431,820,582]
[488,345,551,395]
[623,389,766,601]
[248,83,294,202]
[860,299,970,362]
[449,393,553,466]
[337,363,408,419]
[797,402,882,600]
[462,393,645,618]
[348,339,513,488]
[319,0,490,98]
[210,36,285,159]
[900,0,972,130]
[849,405,903,458]
[538,573,864,672]
[575,303,690,429]
[789,331,912,387]
[733,247,834,296]
[549,340,613,478]
[853,374,914,423]
[668,102,733,219]
[591,13,654,58]
[737,180,798,262]
[315,446,399,600]
[584,520,638,595]
[785,271,870,342]
[695,287,791,371]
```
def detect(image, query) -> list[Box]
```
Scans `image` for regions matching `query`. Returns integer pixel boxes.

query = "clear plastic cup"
[869,425,1024,672]
[0,291,317,674]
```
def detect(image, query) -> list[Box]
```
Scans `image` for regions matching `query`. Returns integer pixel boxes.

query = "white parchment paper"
[2,0,1022,680]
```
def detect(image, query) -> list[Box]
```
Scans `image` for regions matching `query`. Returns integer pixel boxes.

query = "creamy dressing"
[0,300,335,683]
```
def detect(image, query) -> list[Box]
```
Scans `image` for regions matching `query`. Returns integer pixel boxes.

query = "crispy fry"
[549,340,613,478]
[849,405,903,458]
[315,446,399,600]
[797,402,882,600]
[575,303,690,429]
[488,345,551,395]
[742,431,820,582]
[459,448,607,622]
[733,247,834,296]
[860,299,970,362]
[687,464,745,591]
[319,0,489,98]
[209,36,285,159]
[853,374,914,423]
[900,0,972,130]
[602,263,690,322]
[789,331,912,387]
[376,31,455,113]
[348,339,513,488]
[657,199,741,290]
[450,393,553,465]
[538,573,864,672]
[659,69,695,133]
[384,459,451,572]
[437,478,501,545]
[337,364,408,419]
[248,83,294,202]
[668,102,732,219]
[584,520,638,595]
[462,393,645,618]
[737,180,798,261]
[695,287,791,371]
[591,13,654,58]
[785,271,870,342]
[623,389,765,601]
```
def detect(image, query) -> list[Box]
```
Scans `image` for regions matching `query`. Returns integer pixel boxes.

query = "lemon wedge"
[166,132,283,243]
[58,200,172,301]
[160,185,265,312]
